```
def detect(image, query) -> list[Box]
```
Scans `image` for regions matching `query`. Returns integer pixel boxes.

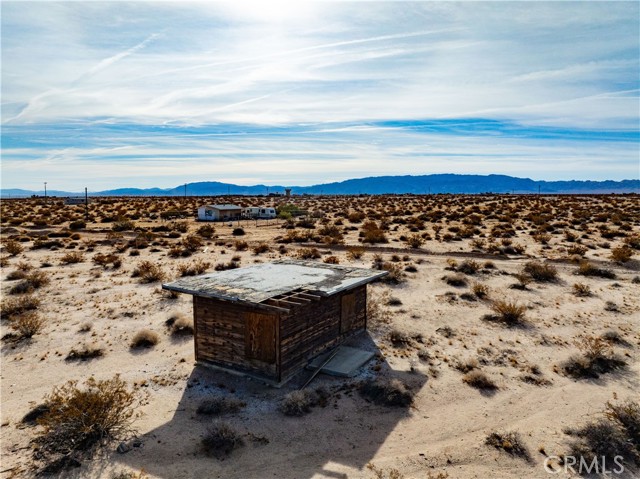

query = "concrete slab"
[307,346,375,377]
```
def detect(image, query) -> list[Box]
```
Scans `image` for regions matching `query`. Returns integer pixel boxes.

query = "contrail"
[82,33,160,79]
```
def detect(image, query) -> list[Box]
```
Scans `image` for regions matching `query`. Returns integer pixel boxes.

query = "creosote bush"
[130,329,160,349]
[358,378,413,407]
[565,400,639,468]
[131,260,166,283]
[171,315,194,336]
[484,300,527,326]
[522,261,558,282]
[9,270,50,295]
[201,422,244,459]
[485,431,531,461]
[610,246,633,263]
[0,294,40,320]
[32,375,141,464]
[66,344,105,361]
[560,336,626,379]
[4,239,24,256]
[572,283,592,297]
[462,370,498,390]
[11,311,45,339]
[576,260,616,279]
[279,390,319,416]
[60,251,84,264]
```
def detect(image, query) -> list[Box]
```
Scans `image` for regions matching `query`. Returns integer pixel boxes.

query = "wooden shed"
[162,260,387,385]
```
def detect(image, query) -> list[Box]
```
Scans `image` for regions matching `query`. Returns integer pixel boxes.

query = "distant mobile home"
[197,204,243,221]
[162,260,387,385]
[244,207,277,219]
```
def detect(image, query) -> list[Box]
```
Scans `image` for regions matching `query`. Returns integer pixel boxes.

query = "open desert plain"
[0,194,639,479]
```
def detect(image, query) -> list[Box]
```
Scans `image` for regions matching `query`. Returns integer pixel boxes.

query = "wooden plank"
[340,292,357,334]
[295,292,321,300]
[245,311,277,364]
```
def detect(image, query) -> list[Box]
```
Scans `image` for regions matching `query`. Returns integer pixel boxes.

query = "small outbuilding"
[162,260,387,385]
[197,204,243,221]
[243,207,277,219]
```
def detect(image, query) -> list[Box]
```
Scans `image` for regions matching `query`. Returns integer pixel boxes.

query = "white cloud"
[1,1,638,188]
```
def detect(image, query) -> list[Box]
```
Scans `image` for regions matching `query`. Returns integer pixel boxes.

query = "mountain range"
[1,174,638,197]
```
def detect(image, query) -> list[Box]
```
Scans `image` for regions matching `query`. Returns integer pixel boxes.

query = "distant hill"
[2,174,638,197]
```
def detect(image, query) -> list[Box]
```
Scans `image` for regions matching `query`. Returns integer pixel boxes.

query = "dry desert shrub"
[196,224,215,239]
[0,294,40,320]
[457,259,480,275]
[112,217,136,232]
[177,259,211,277]
[234,240,248,251]
[201,422,244,459]
[60,251,84,264]
[361,221,387,244]
[197,395,246,416]
[484,300,527,326]
[252,242,270,254]
[130,329,160,349]
[297,247,321,259]
[9,270,50,295]
[405,234,424,249]
[462,370,498,390]
[485,431,531,461]
[93,253,122,269]
[3,239,23,256]
[522,261,558,282]
[367,290,391,328]
[560,336,626,379]
[358,378,413,407]
[471,282,489,299]
[66,343,105,361]
[610,246,633,263]
[170,315,194,336]
[182,234,204,253]
[232,227,245,236]
[323,255,339,264]
[576,260,616,279]
[279,390,319,417]
[32,375,141,466]
[565,400,639,469]
[572,283,592,297]
[346,245,365,260]
[442,274,467,287]
[5,269,28,280]
[214,259,239,271]
[10,311,45,339]
[366,463,405,479]
[131,260,166,283]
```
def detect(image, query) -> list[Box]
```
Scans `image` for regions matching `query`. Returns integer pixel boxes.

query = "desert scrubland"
[1,194,639,479]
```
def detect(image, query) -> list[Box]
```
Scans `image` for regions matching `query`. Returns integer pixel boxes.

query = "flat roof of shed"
[201,204,242,210]
[162,259,387,304]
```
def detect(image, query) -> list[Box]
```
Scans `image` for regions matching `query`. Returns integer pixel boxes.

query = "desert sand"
[1,194,638,479]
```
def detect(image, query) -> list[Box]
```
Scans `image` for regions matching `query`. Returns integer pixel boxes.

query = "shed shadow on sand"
[116,332,427,479]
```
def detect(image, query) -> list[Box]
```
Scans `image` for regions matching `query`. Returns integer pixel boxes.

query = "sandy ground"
[1,195,639,479]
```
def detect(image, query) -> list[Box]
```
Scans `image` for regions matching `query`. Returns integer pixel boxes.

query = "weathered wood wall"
[279,285,367,382]
[193,296,279,379]
[193,285,367,383]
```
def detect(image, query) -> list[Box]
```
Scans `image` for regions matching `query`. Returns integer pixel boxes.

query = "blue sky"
[1,1,639,191]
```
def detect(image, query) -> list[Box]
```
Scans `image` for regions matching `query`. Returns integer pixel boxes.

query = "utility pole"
[85,187,89,220]
[44,182,47,203]
[184,183,187,198]
[538,184,541,195]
